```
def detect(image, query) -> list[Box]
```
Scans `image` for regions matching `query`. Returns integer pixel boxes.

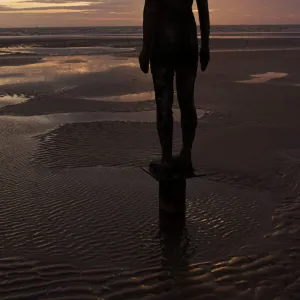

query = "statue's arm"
[196,0,210,48]
[142,0,158,54]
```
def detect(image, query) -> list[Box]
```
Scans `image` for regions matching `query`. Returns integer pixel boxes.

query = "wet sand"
[1,50,300,299]
[0,56,41,67]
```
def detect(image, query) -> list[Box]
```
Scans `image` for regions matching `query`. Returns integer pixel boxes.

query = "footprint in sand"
[236,72,288,84]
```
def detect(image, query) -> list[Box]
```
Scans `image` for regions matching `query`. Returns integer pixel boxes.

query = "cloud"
[1,0,300,27]
[193,8,220,14]
[1,1,89,8]
[20,0,103,2]
[7,0,140,13]
[0,0,142,26]
[0,5,13,11]
[0,1,99,14]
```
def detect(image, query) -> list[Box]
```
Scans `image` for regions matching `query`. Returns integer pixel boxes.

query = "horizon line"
[1,23,300,29]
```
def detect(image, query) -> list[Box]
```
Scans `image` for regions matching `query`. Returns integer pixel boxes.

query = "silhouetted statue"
[139,0,210,175]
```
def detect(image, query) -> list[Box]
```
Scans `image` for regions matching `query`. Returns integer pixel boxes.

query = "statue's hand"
[200,46,210,72]
[139,49,150,74]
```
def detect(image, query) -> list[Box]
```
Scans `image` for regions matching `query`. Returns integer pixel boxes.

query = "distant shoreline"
[1,25,300,56]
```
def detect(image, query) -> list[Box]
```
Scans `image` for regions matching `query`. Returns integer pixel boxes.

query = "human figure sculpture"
[139,0,210,175]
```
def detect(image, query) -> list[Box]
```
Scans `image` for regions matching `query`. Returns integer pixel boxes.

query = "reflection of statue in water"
[139,0,210,174]
[160,228,191,270]
[159,228,191,293]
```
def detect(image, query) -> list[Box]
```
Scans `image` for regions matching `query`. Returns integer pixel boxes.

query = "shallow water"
[83,92,155,103]
[0,46,135,56]
[0,55,138,88]
[237,72,289,84]
[0,94,30,108]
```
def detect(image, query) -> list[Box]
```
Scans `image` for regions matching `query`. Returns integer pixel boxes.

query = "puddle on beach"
[0,55,138,87]
[237,72,288,84]
[0,94,31,108]
[83,92,155,103]
[1,46,135,57]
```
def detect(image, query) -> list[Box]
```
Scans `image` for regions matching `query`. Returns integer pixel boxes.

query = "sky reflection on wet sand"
[0,94,31,108]
[0,55,139,87]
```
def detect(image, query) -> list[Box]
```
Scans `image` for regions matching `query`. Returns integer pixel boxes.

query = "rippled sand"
[1,51,300,299]
[0,112,299,300]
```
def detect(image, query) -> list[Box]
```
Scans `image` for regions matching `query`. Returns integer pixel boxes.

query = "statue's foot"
[172,154,194,176]
[149,159,173,177]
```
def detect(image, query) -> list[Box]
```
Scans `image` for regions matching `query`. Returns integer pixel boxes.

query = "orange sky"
[1,0,300,27]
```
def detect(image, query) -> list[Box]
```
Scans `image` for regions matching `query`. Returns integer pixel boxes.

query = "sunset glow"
[0,0,299,27]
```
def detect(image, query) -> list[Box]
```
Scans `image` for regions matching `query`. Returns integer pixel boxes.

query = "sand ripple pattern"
[1,117,300,299]
[1,192,300,300]
[32,120,285,191]
[1,244,300,299]
[32,122,183,168]
[0,165,273,266]
[1,161,293,299]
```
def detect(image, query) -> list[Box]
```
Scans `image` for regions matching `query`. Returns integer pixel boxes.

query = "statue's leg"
[150,60,175,165]
[175,48,198,166]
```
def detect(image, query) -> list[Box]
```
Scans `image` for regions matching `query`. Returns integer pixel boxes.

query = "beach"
[1,26,300,299]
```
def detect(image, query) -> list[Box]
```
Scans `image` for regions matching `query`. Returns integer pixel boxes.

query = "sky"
[0,0,300,27]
